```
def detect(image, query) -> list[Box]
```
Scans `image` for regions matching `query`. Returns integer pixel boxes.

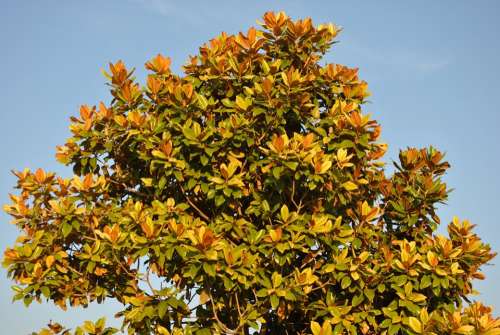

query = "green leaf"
[364,288,375,302]
[341,276,352,289]
[272,272,282,288]
[203,263,216,277]
[352,293,364,307]
[158,301,168,318]
[40,286,50,298]
[270,294,279,309]
[420,275,431,289]
[62,222,72,237]
[283,161,299,170]
[280,205,289,222]
[388,324,400,335]
[197,94,209,110]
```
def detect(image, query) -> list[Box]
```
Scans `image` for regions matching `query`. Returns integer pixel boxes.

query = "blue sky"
[1,1,499,333]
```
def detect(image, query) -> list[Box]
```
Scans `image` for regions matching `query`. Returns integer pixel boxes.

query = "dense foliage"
[3,11,499,335]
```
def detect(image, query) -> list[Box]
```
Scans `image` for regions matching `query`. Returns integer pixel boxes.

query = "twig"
[290,179,300,211]
[235,293,243,318]
[299,251,321,269]
[111,251,136,278]
[179,184,210,221]
[209,292,239,334]
[310,280,333,292]
[108,178,150,197]
[145,266,156,295]
[66,263,84,276]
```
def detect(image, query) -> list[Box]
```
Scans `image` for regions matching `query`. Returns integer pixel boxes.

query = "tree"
[3,11,499,335]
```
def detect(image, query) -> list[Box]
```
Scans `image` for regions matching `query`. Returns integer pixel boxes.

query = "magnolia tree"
[3,12,499,335]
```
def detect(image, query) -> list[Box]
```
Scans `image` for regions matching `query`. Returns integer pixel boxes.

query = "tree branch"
[179,184,210,221]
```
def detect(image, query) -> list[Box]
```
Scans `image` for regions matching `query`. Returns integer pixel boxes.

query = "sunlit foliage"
[3,11,498,335]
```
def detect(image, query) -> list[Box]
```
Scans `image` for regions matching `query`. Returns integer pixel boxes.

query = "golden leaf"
[45,255,55,268]
[342,181,358,191]
[408,317,422,334]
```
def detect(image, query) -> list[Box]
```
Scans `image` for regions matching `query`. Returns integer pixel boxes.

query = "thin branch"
[310,280,333,292]
[235,293,243,318]
[144,266,156,295]
[66,263,84,276]
[179,184,210,221]
[291,178,296,205]
[299,250,321,269]
[107,178,150,198]
[111,251,136,278]
[209,291,239,335]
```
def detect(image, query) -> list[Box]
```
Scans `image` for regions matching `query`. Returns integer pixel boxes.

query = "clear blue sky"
[1,1,499,333]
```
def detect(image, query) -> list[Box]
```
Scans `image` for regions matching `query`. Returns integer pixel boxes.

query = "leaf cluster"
[3,11,498,335]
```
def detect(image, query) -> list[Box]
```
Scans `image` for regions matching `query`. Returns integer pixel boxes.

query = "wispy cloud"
[128,0,206,25]
[129,1,451,75]
[416,60,449,72]
[331,39,451,75]
[364,47,450,74]
[130,0,176,17]
[128,0,230,26]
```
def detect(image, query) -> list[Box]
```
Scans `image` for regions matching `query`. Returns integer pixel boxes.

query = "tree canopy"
[3,11,499,335]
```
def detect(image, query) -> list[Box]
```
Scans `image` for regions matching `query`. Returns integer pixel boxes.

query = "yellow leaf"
[318,160,332,174]
[209,176,225,184]
[269,227,282,242]
[311,321,322,335]
[199,289,210,304]
[408,317,422,334]
[410,293,427,302]
[281,72,289,87]
[450,262,463,274]
[361,201,379,221]
[260,59,270,74]
[297,268,318,285]
[45,255,55,268]
[427,251,438,267]
[419,308,429,324]
[361,201,371,217]
[196,94,208,110]
[280,205,289,222]
[166,198,175,207]
[141,178,153,187]
[145,54,171,74]
[435,267,447,276]
[114,115,127,127]
[336,148,353,168]
[33,262,42,277]
[358,251,369,263]
[272,272,283,287]
[269,134,288,153]
[95,267,108,276]
[227,157,241,178]
[310,215,332,233]
[140,217,155,238]
[322,320,332,335]
[156,325,171,335]
[235,95,250,111]
[227,176,245,188]
[49,200,61,214]
[480,329,500,335]
[342,181,358,191]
